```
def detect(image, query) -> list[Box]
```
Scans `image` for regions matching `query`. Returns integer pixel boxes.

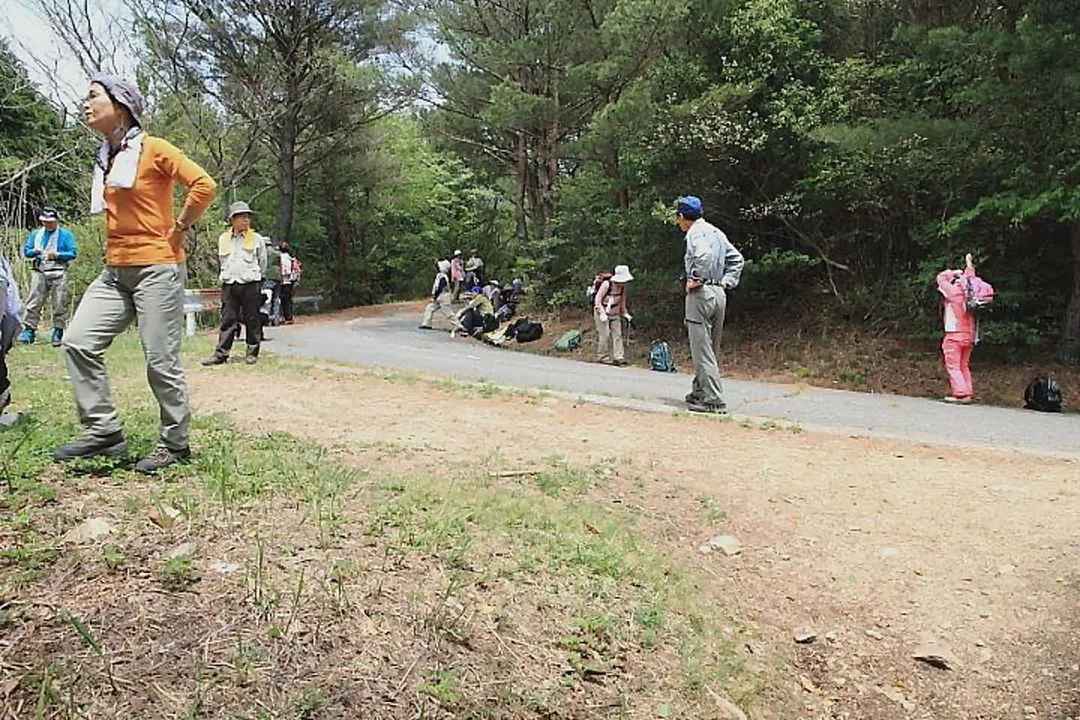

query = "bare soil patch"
[187,364,1080,719]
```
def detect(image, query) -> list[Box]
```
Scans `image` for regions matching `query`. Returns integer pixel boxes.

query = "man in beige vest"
[202,201,267,366]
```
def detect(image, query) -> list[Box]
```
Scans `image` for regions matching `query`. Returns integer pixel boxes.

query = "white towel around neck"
[90,127,143,215]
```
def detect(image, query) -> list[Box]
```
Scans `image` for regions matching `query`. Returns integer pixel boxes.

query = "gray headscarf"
[91,73,146,125]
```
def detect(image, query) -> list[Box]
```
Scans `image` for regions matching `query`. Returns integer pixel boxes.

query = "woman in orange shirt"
[53,74,216,473]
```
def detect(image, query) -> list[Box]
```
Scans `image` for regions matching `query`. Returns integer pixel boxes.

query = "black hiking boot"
[244,346,259,365]
[135,445,192,475]
[53,432,128,462]
[686,401,728,415]
[201,355,228,366]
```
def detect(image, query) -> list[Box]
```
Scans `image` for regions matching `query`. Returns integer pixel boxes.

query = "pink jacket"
[936,266,976,342]
[450,257,465,282]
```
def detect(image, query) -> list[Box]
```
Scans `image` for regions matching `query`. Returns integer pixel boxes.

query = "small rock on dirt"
[799,675,818,694]
[707,690,747,720]
[879,546,898,559]
[63,517,114,544]
[793,624,817,644]
[865,629,884,640]
[167,542,197,560]
[210,561,241,574]
[148,505,181,529]
[998,564,1017,575]
[706,535,742,556]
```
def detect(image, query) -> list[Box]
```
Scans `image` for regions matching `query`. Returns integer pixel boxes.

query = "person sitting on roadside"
[481,279,503,310]
[594,264,633,366]
[420,259,455,330]
[455,292,496,337]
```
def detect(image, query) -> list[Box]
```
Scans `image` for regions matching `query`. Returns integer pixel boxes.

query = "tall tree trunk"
[602,144,628,211]
[1058,220,1080,365]
[275,110,298,246]
[514,131,528,247]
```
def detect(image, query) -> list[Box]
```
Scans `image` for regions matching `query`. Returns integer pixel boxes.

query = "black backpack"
[1024,377,1062,412]
[507,318,543,343]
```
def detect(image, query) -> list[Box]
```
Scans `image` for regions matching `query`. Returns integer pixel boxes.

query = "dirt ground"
[190,365,1080,719]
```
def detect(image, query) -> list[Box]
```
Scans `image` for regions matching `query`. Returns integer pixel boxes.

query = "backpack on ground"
[585,271,613,303]
[1024,376,1062,412]
[649,340,675,372]
[508,318,543,343]
[555,329,583,352]
[965,275,994,313]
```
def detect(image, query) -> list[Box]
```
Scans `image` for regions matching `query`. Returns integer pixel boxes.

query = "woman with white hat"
[594,264,633,366]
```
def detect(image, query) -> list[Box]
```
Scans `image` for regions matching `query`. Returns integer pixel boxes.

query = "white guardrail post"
[183,288,322,337]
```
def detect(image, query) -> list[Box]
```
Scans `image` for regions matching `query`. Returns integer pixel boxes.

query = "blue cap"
[676,196,702,216]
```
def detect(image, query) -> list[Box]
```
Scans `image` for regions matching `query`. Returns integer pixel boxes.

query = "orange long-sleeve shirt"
[103,135,217,266]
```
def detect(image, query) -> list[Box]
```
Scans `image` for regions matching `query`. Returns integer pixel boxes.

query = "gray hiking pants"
[685,285,727,406]
[422,291,456,328]
[62,264,190,450]
[22,270,69,330]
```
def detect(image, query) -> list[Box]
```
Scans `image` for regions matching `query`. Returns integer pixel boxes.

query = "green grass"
[0,330,758,719]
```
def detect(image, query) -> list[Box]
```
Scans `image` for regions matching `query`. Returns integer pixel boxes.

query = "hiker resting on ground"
[936,253,979,404]
[594,264,633,366]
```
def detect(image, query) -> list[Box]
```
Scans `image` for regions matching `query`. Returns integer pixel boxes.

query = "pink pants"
[941,334,974,398]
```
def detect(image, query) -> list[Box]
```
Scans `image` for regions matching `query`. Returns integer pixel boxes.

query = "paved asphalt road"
[268,305,1080,459]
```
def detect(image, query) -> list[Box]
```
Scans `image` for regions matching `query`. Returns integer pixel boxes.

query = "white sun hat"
[612,265,634,282]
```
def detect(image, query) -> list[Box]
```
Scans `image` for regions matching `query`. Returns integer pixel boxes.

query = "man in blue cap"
[675,196,744,413]
[19,206,77,347]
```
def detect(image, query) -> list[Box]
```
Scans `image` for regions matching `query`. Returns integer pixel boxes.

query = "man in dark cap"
[675,196,744,414]
[19,206,77,347]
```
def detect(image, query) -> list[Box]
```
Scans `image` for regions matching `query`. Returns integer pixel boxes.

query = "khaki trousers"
[63,264,190,450]
[594,311,624,362]
[685,285,727,406]
[22,270,69,330]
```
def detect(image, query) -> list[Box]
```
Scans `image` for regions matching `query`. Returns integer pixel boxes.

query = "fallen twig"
[489,469,542,478]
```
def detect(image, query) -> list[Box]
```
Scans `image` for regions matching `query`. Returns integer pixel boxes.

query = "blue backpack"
[649,340,675,372]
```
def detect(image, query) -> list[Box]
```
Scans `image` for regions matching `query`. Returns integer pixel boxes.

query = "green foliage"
[9,0,1080,361]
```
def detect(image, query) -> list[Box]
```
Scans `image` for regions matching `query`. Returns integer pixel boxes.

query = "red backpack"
[586,271,613,302]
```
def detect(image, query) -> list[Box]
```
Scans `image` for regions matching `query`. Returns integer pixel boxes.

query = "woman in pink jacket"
[936,253,977,404]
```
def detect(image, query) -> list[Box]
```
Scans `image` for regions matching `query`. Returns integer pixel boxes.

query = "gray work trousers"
[63,264,190,450]
[685,285,728,406]
[422,291,456,328]
[22,270,68,330]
